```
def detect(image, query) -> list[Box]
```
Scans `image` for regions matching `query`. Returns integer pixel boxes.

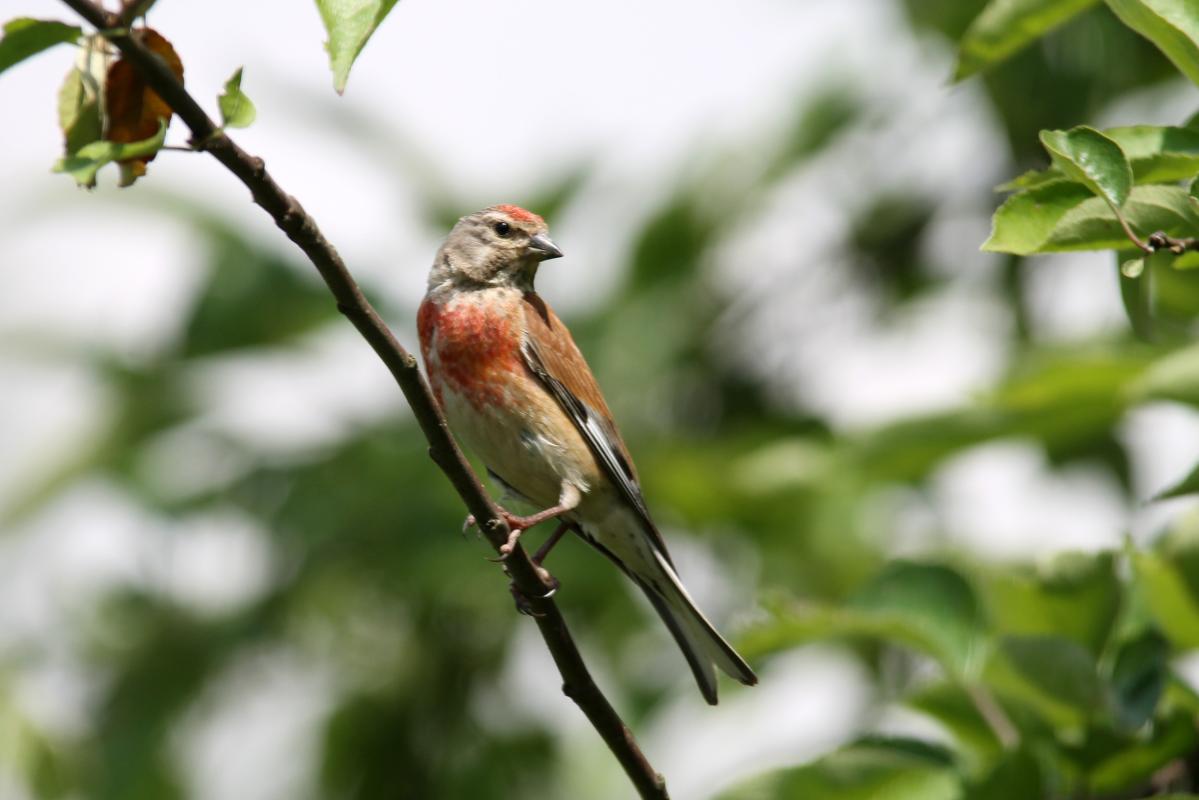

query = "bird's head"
[429,204,562,291]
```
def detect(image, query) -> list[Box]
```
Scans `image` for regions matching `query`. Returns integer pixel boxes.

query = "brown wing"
[519,292,674,566]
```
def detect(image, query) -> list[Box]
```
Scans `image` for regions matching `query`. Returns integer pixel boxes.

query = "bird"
[417,204,757,704]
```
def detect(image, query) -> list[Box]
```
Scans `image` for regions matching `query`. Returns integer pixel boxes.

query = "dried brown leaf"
[103,27,182,185]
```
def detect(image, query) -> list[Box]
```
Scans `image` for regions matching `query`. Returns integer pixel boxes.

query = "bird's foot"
[508,572,560,617]
[464,509,524,550]
[471,504,573,561]
[486,523,526,563]
[532,521,572,567]
[499,505,567,532]
[483,506,559,561]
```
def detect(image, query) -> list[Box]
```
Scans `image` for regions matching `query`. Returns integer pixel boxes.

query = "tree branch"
[1111,201,1199,256]
[57,2,669,797]
[1146,230,1199,255]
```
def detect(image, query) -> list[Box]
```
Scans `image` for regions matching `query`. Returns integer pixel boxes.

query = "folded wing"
[518,292,673,566]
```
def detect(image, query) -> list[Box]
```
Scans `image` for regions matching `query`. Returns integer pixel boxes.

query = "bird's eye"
[494,221,511,237]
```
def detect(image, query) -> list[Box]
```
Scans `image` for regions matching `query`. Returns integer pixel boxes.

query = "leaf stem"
[967,684,1020,750]
[1114,207,1153,254]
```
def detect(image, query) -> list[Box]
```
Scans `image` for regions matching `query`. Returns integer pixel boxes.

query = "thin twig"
[56,2,669,797]
[966,684,1019,750]
[116,0,156,27]
[1111,201,1199,256]
[1146,230,1199,255]
[1115,209,1153,255]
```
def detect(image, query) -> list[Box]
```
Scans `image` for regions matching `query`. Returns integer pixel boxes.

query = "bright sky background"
[3,1,1199,798]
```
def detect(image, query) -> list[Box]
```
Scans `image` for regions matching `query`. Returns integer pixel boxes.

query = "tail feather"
[636,551,757,705]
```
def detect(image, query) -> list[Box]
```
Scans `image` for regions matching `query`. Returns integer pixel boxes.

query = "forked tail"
[635,550,758,705]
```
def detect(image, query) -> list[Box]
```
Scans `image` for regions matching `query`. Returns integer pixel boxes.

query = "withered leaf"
[104,27,183,186]
[57,38,111,167]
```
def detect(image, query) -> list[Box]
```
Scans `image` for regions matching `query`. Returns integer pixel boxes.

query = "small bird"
[418,204,757,704]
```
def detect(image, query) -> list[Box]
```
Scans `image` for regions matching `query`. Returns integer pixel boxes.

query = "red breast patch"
[416,298,445,406]
[423,297,524,411]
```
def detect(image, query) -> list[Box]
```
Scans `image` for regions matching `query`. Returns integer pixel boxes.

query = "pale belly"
[433,356,661,581]
[442,385,655,572]
[439,380,595,511]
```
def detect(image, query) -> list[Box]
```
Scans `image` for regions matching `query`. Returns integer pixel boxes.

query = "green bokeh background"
[5,1,1199,798]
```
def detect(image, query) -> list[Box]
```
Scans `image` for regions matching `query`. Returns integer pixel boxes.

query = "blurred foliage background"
[5,0,1199,798]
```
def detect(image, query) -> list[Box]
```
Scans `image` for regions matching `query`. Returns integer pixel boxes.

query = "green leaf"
[984,184,1199,255]
[1106,0,1199,88]
[1049,186,1199,248]
[1136,244,1199,329]
[849,409,1000,482]
[966,748,1044,800]
[742,562,987,678]
[1155,460,1199,499]
[1088,710,1199,794]
[990,347,1149,418]
[1002,636,1103,713]
[1005,126,1199,188]
[997,168,1068,192]
[1119,253,1155,340]
[763,85,861,183]
[180,228,339,356]
[1130,549,1199,648]
[316,0,400,94]
[717,739,959,800]
[983,551,1120,657]
[906,683,1004,771]
[1108,631,1169,732]
[626,191,718,292]
[852,347,1149,482]
[983,180,1094,254]
[955,0,1099,80]
[52,119,167,187]
[1129,341,1199,406]
[849,736,957,768]
[57,65,102,157]
[0,18,81,75]
[1039,126,1132,209]
[985,635,1103,727]
[849,562,987,676]
[1110,125,1199,183]
[217,67,256,129]
[1121,256,1146,278]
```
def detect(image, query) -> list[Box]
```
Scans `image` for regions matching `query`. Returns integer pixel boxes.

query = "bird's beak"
[527,233,563,261]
